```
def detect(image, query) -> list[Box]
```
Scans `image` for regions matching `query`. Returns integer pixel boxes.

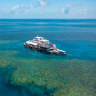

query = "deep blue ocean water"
[0,19,96,96]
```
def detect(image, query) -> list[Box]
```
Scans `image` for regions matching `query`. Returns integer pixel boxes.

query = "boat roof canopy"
[35,37,43,39]
[26,41,37,46]
[40,40,49,42]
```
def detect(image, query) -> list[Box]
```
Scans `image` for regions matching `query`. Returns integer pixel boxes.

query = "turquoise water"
[0,19,96,96]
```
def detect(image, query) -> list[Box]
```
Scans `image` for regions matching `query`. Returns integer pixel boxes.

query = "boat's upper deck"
[32,36,49,43]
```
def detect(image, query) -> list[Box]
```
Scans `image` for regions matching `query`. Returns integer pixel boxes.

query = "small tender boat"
[24,36,66,55]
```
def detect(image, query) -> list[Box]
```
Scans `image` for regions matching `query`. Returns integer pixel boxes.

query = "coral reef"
[0,49,96,96]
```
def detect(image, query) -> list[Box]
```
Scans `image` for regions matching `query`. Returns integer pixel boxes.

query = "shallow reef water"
[0,49,96,96]
[0,19,96,96]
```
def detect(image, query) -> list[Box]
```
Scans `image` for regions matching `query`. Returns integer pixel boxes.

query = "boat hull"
[24,43,66,55]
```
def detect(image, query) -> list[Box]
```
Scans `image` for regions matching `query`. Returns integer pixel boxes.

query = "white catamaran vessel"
[24,36,66,55]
